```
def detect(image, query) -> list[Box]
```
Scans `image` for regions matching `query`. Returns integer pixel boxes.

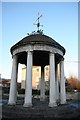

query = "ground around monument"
[0,92,80,120]
[1,95,80,120]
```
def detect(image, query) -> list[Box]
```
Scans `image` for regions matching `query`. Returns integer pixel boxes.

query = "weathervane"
[27,13,43,36]
[33,13,43,34]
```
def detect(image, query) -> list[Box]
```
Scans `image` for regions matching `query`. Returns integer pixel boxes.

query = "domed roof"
[10,34,65,55]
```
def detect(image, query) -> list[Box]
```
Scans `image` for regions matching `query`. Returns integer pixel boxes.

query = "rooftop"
[10,34,66,55]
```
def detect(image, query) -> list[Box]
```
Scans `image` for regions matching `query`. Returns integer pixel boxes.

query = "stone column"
[78,62,80,81]
[60,58,66,104]
[55,64,59,101]
[8,55,18,105]
[49,53,57,107]
[40,66,45,101]
[24,51,33,107]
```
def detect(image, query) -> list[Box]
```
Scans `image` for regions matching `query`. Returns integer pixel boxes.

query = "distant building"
[1,78,11,87]
[21,66,50,89]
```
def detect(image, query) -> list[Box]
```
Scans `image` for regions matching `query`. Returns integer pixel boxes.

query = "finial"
[33,13,43,34]
[27,13,43,36]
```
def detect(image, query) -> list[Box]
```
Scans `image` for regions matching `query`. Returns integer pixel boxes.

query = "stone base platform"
[2,98,80,120]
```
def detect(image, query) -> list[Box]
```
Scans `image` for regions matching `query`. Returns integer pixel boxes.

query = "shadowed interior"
[17,51,62,66]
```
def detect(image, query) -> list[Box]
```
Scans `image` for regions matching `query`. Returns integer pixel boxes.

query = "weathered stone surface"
[11,34,65,55]
[2,98,80,120]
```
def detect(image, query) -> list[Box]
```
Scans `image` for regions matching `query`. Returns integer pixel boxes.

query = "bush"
[2,87,10,94]
[67,76,80,90]
[18,89,25,94]
[45,90,49,95]
[32,89,40,95]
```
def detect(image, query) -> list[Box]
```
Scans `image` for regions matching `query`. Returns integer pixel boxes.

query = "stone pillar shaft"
[8,55,18,105]
[24,51,33,107]
[60,59,66,104]
[40,66,45,101]
[55,64,59,101]
[49,53,57,107]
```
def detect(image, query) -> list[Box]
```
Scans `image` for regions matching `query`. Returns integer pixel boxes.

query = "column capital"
[50,52,55,55]
[12,54,17,59]
[26,50,33,53]
[61,57,64,61]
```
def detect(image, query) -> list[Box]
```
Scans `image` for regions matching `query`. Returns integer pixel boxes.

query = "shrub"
[2,87,10,94]
[45,90,49,95]
[67,76,80,90]
[32,89,40,95]
[18,89,25,94]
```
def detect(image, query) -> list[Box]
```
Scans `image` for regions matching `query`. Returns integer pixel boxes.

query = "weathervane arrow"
[33,13,43,33]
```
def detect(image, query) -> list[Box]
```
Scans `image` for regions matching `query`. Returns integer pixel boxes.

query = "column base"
[60,100,66,105]
[8,102,16,106]
[56,99,60,105]
[48,102,57,107]
[40,97,45,101]
[23,103,32,107]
